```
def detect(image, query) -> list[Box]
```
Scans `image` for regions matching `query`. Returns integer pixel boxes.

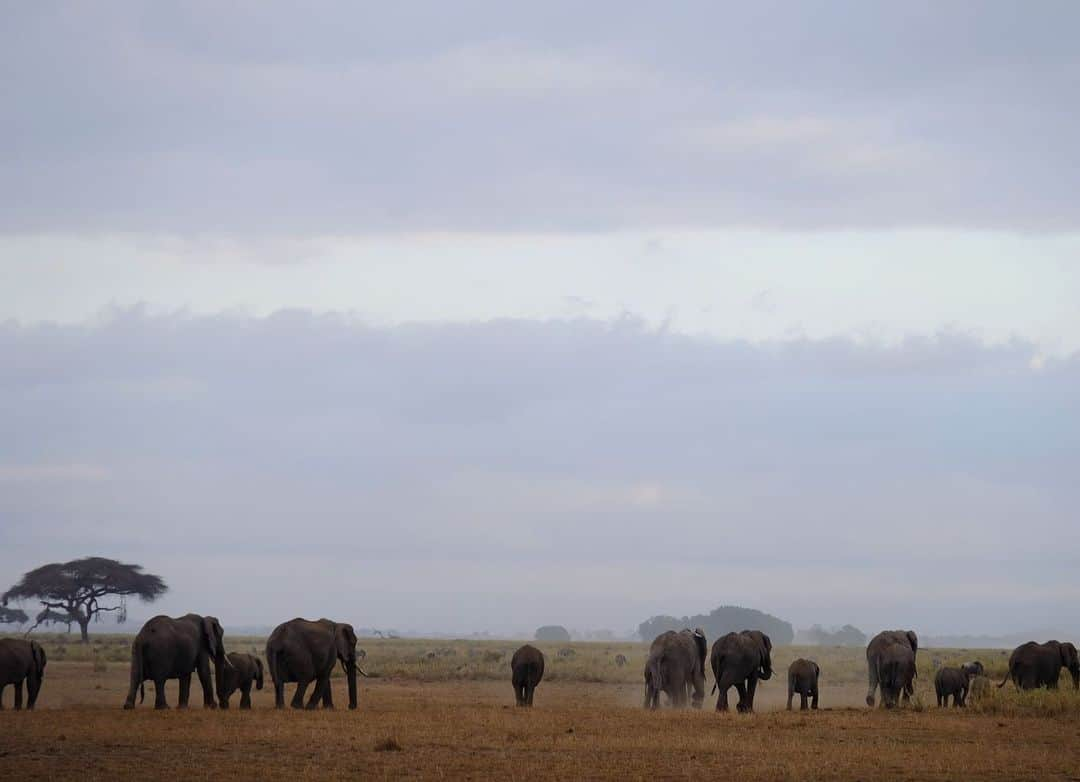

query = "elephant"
[123,614,230,710]
[961,661,984,678]
[787,658,820,711]
[934,666,969,707]
[968,674,991,703]
[510,644,545,707]
[644,628,707,710]
[710,630,772,713]
[265,618,367,710]
[614,653,628,667]
[877,641,916,708]
[865,630,918,707]
[219,652,264,709]
[997,640,1080,691]
[0,638,47,710]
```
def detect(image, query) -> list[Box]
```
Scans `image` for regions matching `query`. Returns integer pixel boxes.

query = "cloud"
[2,2,1078,233]
[1,309,1078,634]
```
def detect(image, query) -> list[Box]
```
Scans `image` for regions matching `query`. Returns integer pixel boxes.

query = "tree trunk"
[79,617,90,643]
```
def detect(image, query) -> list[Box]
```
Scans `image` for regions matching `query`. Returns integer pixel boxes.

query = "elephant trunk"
[346,659,358,710]
[1070,666,1079,690]
[214,650,230,705]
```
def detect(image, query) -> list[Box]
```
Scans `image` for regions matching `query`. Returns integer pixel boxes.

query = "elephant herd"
[114,614,368,711]
[3,619,1079,714]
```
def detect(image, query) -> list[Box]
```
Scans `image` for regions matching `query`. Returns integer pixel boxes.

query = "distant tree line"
[794,624,866,646]
[535,625,571,642]
[638,605,794,645]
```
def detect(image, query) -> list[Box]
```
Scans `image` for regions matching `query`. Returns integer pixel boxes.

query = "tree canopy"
[638,605,795,645]
[795,624,867,647]
[0,605,29,625]
[534,625,571,642]
[3,557,167,642]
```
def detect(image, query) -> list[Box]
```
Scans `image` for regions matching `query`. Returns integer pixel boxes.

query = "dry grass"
[3,637,1078,780]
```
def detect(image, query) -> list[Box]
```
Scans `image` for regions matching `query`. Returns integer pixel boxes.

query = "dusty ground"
[3,661,1080,780]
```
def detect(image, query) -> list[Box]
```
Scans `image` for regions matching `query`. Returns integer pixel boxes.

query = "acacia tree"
[2,557,167,643]
[0,605,29,625]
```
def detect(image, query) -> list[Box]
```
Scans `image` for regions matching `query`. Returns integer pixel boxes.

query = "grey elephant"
[644,628,707,710]
[510,644,545,706]
[934,666,969,707]
[710,630,773,712]
[865,630,917,707]
[968,674,991,703]
[961,661,984,678]
[998,640,1080,691]
[0,638,47,710]
[787,658,820,711]
[219,652,264,709]
[614,653,628,667]
[123,614,231,709]
[877,641,916,708]
[265,618,366,710]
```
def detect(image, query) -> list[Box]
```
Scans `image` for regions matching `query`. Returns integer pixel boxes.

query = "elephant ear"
[201,616,222,659]
[31,641,47,676]
[692,628,707,674]
[813,661,820,678]
[335,623,357,663]
[906,631,919,656]
[1061,643,1078,666]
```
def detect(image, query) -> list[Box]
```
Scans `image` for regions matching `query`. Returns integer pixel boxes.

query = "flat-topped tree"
[0,605,29,625]
[2,557,167,642]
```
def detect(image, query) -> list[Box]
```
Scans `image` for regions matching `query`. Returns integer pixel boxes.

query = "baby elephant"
[787,658,820,711]
[934,666,970,707]
[219,652,264,709]
[511,644,545,707]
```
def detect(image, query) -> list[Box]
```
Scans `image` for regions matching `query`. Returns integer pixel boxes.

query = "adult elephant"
[123,614,230,710]
[877,641,916,708]
[0,638,47,710]
[643,628,707,709]
[865,630,918,707]
[265,618,366,710]
[710,630,772,712]
[510,644,545,707]
[998,641,1080,691]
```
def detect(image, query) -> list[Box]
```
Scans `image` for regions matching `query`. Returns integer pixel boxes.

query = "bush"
[535,625,571,642]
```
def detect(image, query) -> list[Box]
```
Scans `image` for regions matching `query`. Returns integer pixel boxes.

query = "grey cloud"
[3,2,1079,233]
[1,310,1078,634]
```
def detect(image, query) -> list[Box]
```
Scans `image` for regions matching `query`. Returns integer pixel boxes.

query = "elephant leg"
[866,662,878,707]
[800,692,808,711]
[178,673,192,709]
[196,659,216,709]
[526,684,535,707]
[154,679,169,709]
[787,678,794,711]
[14,681,24,710]
[936,692,943,707]
[734,681,749,713]
[716,684,729,712]
[305,677,326,710]
[0,683,5,709]
[274,678,286,709]
[745,677,759,712]
[321,676,335,709]
[240,684,252,710]
[811,688,819,710]
[291,679,310,709]
[27,674,40,710]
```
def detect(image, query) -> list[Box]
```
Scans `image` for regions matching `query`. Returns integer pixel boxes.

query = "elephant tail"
[647,656,664,694]
[997,669,1012,689]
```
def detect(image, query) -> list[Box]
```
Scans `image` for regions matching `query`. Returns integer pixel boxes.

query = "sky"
[2,2,1080,639]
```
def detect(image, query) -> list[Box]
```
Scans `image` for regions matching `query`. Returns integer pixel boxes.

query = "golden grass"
[3,636,1077,780]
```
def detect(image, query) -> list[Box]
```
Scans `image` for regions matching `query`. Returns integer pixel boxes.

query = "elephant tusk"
[357,667,370,678]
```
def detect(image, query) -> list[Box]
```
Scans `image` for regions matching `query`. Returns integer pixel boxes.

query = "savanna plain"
[3,635,1080,780]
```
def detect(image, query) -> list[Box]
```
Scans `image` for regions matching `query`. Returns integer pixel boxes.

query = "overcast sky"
[2,2,1079,638]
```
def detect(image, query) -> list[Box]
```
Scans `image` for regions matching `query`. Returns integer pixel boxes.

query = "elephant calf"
[511,644,545,707]
[935,666,969,707]
[787,658,820,711]
[0,639,47,711]
[219,652,264,709]
[968,674,991,704]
